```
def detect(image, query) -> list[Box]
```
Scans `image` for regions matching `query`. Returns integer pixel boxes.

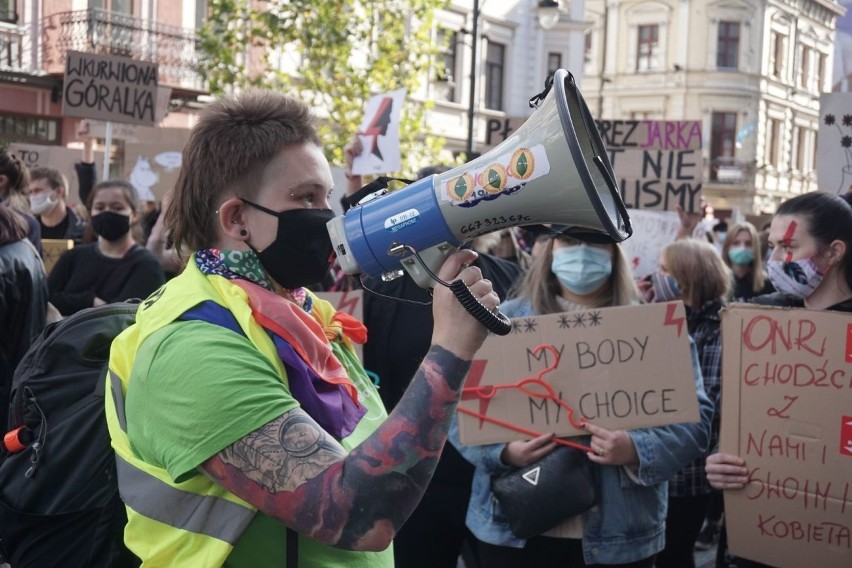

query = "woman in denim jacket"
[450,229,713,567]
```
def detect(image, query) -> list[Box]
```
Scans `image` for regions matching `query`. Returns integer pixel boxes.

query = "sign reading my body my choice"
[457,301,700,446]
[62,51,159,126]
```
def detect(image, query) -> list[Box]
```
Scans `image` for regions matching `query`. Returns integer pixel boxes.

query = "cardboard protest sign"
[314,290,365,362]
[619,209,680,278]
[596,120,703,212]
[817,93,852,195]
[352,88,406,176]
[62,51,159,126]
[457,302,700,445]
[82,88,172,139]
[620,210,712,278]
[41,239,74,275]
[720,304,852,568]
[8,143,104,206]
[121,129,191,202]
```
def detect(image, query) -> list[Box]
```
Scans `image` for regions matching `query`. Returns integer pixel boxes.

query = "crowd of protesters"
[1,92,851,568]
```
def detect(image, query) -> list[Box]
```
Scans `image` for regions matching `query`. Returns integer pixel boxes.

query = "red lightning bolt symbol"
[361,97,392,160]
[664,302,685,337]
[782,220,797,263]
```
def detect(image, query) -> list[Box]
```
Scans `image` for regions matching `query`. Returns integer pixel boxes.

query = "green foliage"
[198,0,456,176]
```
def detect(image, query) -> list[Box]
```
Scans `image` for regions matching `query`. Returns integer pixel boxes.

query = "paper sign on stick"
[457,302,700,445]
[352,88,406,176]
[62,51,159,126]
[720,305,852,568]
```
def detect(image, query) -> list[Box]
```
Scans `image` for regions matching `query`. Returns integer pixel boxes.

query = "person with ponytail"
[0,147,41,255]
[706,191,852,568]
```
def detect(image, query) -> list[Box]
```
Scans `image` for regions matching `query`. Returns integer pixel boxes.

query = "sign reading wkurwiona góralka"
[720,304,852,568]
[62,51,159,126]
[457,301,700,445]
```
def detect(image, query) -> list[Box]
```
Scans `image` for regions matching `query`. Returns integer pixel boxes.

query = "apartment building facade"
[582,0,843,215]
[0,0,207,147]
[424,0,589,156]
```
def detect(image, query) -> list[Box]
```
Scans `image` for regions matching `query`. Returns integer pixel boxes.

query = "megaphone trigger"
[449,279,513,336]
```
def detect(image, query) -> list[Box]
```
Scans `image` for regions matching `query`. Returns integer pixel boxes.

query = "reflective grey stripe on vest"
[109,371,256,544]
[115,455,256,544]
[109,370,128,432]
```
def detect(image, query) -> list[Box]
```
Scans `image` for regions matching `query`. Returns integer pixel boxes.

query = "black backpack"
[0,302,141,568]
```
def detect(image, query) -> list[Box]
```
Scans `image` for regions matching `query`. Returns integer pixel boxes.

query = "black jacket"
[751,291,852,312]
[39,206,87,243]
[0,239,47,427]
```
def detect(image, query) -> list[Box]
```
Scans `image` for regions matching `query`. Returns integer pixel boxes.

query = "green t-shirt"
[126,320,392,568]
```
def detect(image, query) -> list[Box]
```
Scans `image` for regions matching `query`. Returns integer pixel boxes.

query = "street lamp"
[538,0,561,30]
[466,0,482,156]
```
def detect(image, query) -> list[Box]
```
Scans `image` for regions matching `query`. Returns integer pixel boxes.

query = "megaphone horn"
[327,69,632,333]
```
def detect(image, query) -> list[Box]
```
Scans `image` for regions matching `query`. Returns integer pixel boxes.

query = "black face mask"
[241,199,335,289]
[92,211,131,241]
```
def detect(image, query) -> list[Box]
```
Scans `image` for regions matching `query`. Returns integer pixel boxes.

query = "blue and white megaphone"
[327,69,632,335]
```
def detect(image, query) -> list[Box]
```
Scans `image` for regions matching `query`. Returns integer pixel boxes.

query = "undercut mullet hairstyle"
[663,238,731,309]
[166,91,322,254]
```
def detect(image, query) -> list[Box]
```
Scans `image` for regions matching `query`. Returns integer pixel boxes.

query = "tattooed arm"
[201,250,498,551]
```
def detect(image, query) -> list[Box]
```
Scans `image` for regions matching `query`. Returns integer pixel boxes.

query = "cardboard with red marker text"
[457,301,700,445]
[720,304,852,568]
[594,120,703,212]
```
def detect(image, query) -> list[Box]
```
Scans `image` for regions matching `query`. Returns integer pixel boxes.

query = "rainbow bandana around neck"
[191,249,367,438]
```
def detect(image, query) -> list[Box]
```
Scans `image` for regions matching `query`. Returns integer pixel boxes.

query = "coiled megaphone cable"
[391,244,513,336]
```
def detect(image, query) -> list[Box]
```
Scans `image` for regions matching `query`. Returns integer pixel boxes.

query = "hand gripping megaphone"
[326,69,632,335]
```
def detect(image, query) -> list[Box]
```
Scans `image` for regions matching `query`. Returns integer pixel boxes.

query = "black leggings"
[476,536,655,568]
[655,494,711,568]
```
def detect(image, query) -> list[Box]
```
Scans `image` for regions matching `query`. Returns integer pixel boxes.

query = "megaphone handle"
[449,279,513,336]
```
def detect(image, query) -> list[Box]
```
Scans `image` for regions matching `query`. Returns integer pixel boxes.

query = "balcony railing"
[709,156,756,184]
[52,9,205,92]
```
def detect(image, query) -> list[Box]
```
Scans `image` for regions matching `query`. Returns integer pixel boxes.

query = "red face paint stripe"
[782,220,797,263]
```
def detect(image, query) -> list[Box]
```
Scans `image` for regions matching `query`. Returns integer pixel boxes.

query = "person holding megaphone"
[104,91,501,568]
[449,227,713,568]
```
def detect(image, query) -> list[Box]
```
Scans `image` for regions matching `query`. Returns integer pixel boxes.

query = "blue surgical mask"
[551,245,613,295]
[727,247,755,266]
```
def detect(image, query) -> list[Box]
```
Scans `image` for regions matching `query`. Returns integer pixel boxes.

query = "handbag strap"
[286,527,298,568]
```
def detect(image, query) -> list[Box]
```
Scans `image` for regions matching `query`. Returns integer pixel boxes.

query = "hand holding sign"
[584,422,639,466]
[706,452,749,490]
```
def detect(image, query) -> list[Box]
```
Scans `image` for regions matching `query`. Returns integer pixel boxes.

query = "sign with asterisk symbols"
[457,301,700,445]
